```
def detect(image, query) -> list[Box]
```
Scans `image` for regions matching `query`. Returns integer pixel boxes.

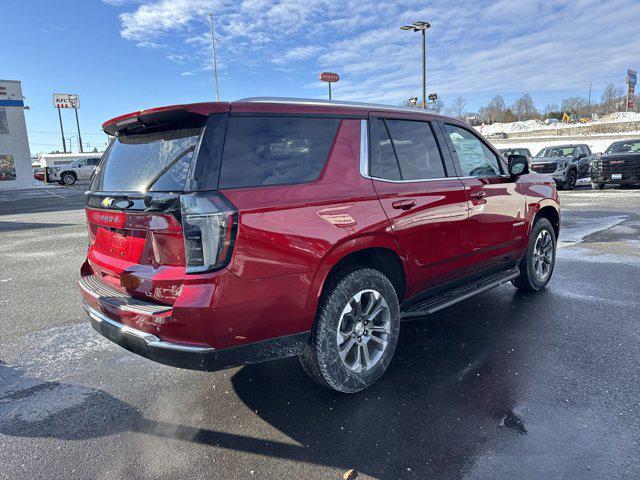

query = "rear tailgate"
[85,120,204,305]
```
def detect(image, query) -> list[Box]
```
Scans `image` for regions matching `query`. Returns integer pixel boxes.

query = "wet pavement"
[1,186,639,479]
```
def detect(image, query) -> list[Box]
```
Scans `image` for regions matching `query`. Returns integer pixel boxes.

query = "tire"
[61,172,76,186]
[564,170,577,190]
[513,217,556,291]
[299,268,401,393]
[591,182,605,190]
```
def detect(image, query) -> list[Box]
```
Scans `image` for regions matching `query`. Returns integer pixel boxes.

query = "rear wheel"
[513,217,556,291]
[299,268,400,393]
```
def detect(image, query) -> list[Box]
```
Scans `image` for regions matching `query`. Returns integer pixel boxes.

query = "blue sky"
[4,0,640,154]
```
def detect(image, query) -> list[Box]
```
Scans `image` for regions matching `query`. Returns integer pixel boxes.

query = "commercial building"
[0,79,35,190]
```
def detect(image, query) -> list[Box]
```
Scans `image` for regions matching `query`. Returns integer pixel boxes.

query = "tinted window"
[219,117,339,189]
[90,128,201,192]
[371,119,446,181]
[446,124,501,177]
[371,119,401,180]
[385,120,446,180]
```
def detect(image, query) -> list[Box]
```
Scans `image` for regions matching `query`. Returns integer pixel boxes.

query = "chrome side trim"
[365,176,463,184]
[83,302,215,353]
[359,119,369,178]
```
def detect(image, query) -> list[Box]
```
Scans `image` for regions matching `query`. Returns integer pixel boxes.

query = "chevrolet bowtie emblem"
[102,197,114,207]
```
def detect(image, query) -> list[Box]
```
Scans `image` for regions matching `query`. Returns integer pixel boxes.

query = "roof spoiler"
[102,102,230,136]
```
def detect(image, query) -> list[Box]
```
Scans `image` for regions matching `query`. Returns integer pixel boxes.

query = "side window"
[445,124,502,177]
[370,118,446,181]
[384,119,446,180]
[219,117,340,189]
[371,119,401,180]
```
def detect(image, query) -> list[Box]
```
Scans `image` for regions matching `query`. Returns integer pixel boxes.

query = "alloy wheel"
[533,229,553,280]
[336,289,391,373]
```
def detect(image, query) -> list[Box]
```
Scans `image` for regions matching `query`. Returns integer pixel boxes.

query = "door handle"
[470,191,486,200]
[392,199,416,210]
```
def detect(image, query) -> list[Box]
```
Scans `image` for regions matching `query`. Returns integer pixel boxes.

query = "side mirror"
[508,154,529,176]
[577,153,587,159]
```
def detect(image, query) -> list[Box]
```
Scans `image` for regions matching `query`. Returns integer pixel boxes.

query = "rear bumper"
[84,301,309,371]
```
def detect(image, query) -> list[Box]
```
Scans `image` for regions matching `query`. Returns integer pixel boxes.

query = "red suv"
[80,98,559,392]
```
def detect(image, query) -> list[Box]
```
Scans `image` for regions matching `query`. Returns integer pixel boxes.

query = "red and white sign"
[319,72,340,83]
[53,93,80,109]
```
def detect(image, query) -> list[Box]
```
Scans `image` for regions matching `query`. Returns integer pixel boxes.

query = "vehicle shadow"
[229,287,538,478]
[0,188,86,216]
[0,287,543,479]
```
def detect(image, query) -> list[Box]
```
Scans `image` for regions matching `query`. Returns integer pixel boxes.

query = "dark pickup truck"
[591,139,640,189]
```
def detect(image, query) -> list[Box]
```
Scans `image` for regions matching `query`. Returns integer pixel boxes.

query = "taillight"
[179,192,237,274]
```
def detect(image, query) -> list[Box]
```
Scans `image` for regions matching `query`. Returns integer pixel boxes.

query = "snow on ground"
[477,111,640,136]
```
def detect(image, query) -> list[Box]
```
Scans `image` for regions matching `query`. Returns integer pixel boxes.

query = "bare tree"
[512,94,539,120]
[426,99,446,114]
[600,83,624,114]
[479,95,511,123]
[561,96,588,115]
[447,96,467,119]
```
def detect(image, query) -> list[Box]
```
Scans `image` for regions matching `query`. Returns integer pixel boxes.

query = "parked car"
[530,144,592,190]
[499,148,532,161]
[33,167,45,182]
[48,156,101,185]
[79,98,560,393]
[591,139,640,189]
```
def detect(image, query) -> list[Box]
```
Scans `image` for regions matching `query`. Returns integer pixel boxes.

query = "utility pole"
[57,107,67,153]
[587,81,592,117]
[74,107,83,152]
[400,21,431,109]
[209,13,220,102]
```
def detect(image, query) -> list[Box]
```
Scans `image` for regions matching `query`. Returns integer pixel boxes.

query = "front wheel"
[61,173,76,186]
[513,217,557,291]
[299,268,400,393]
[564,170,577,190]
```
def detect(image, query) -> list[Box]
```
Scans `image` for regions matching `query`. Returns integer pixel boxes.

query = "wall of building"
[0,79,35,190]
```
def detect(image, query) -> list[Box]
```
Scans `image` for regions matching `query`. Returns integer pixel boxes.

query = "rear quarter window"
[218,116,340,189]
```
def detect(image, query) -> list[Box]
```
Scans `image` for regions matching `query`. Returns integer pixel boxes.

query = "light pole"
[209,13,220,102]
[400,21,431,109]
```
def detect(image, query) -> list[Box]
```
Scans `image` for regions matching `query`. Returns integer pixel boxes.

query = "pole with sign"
[319,72,339,100]
[627,69,637,112]
[53,93,83,153]
[56,106,67,154]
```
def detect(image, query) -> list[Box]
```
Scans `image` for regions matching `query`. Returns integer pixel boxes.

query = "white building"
[0,79,35,190]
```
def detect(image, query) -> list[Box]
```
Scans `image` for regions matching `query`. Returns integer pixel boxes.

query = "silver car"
[49,157,101,185]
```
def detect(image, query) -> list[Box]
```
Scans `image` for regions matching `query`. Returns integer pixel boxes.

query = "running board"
[401,267,520,319]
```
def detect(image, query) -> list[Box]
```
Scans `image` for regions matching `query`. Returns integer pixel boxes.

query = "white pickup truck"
[49,156,101,185]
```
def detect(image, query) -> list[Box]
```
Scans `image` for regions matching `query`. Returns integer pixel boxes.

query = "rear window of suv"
[218,116,340,189]
[90,128,201,192]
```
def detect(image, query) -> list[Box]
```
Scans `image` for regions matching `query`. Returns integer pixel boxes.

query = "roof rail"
[235,96,440,116]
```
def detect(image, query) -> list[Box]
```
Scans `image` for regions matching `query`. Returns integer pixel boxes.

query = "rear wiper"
[145,145,196,191]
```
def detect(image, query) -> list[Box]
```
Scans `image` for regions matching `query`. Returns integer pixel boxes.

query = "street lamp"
[400,21,431,109]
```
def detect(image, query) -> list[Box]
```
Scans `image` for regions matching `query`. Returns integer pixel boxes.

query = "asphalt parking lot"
[1,185,639,480]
